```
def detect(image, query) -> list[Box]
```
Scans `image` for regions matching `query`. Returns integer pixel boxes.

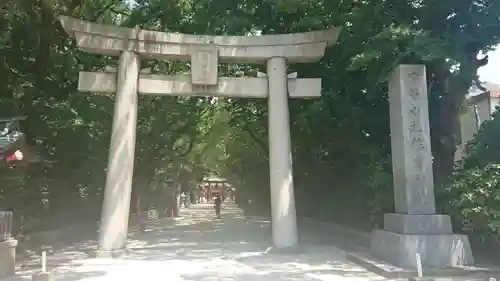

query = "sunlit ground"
[5,204,385,281]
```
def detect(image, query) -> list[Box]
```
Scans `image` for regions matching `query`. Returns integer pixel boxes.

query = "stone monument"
[370,65,474,268]
[59,16,341,256]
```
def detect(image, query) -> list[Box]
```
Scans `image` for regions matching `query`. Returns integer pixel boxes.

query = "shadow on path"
[5,204,385,281]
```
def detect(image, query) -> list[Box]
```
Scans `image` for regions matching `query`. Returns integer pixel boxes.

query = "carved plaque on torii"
[190,42,218,86]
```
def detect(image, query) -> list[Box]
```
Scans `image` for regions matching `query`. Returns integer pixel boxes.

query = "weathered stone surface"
[370,65,474,269]
[384,213,452,234]
[267,56,298,248]
[98,51,140,253]
[58,16,341,63]
[371,230,474,269]
[78,72,321,98]
[388,65,435,215]
[0,239,17,278]
[191,43,218,85]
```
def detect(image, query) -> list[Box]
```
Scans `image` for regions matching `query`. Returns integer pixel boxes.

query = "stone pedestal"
[370,65,473,269]
[383,214,452,234]
[0,239,17,278]
[371,214,473,268]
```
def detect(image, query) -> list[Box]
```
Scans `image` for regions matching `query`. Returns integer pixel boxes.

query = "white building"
[455,82,500,161]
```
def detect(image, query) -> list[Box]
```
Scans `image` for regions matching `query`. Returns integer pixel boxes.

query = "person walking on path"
[214,195,222,219]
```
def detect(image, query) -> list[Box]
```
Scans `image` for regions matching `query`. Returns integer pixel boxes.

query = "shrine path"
[6,203,387,281]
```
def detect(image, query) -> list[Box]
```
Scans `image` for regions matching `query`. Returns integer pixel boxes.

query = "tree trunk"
[172,184,181,217]
[433,92,461,183]
[427,57,481,184]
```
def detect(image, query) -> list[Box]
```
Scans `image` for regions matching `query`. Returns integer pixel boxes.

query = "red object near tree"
[5,150,23,162]
[0,116,40,169]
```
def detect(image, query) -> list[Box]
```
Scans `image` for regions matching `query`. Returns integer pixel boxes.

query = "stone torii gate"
[59,16,341,257]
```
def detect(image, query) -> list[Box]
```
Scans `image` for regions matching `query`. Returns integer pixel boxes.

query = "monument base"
[370,229,474,269]
[0,239,17,278]
[383,213,452,234]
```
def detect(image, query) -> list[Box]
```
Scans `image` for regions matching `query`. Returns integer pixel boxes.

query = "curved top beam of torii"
[59,16,341,63]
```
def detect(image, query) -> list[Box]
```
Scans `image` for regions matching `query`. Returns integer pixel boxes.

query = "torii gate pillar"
[267,57,297,247]
[98,51,140,254]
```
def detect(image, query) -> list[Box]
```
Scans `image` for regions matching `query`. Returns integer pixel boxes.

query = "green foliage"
[365,159,394,228]
[462,107,500,169]
[439,107,500,243]
[441,164,500,242]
